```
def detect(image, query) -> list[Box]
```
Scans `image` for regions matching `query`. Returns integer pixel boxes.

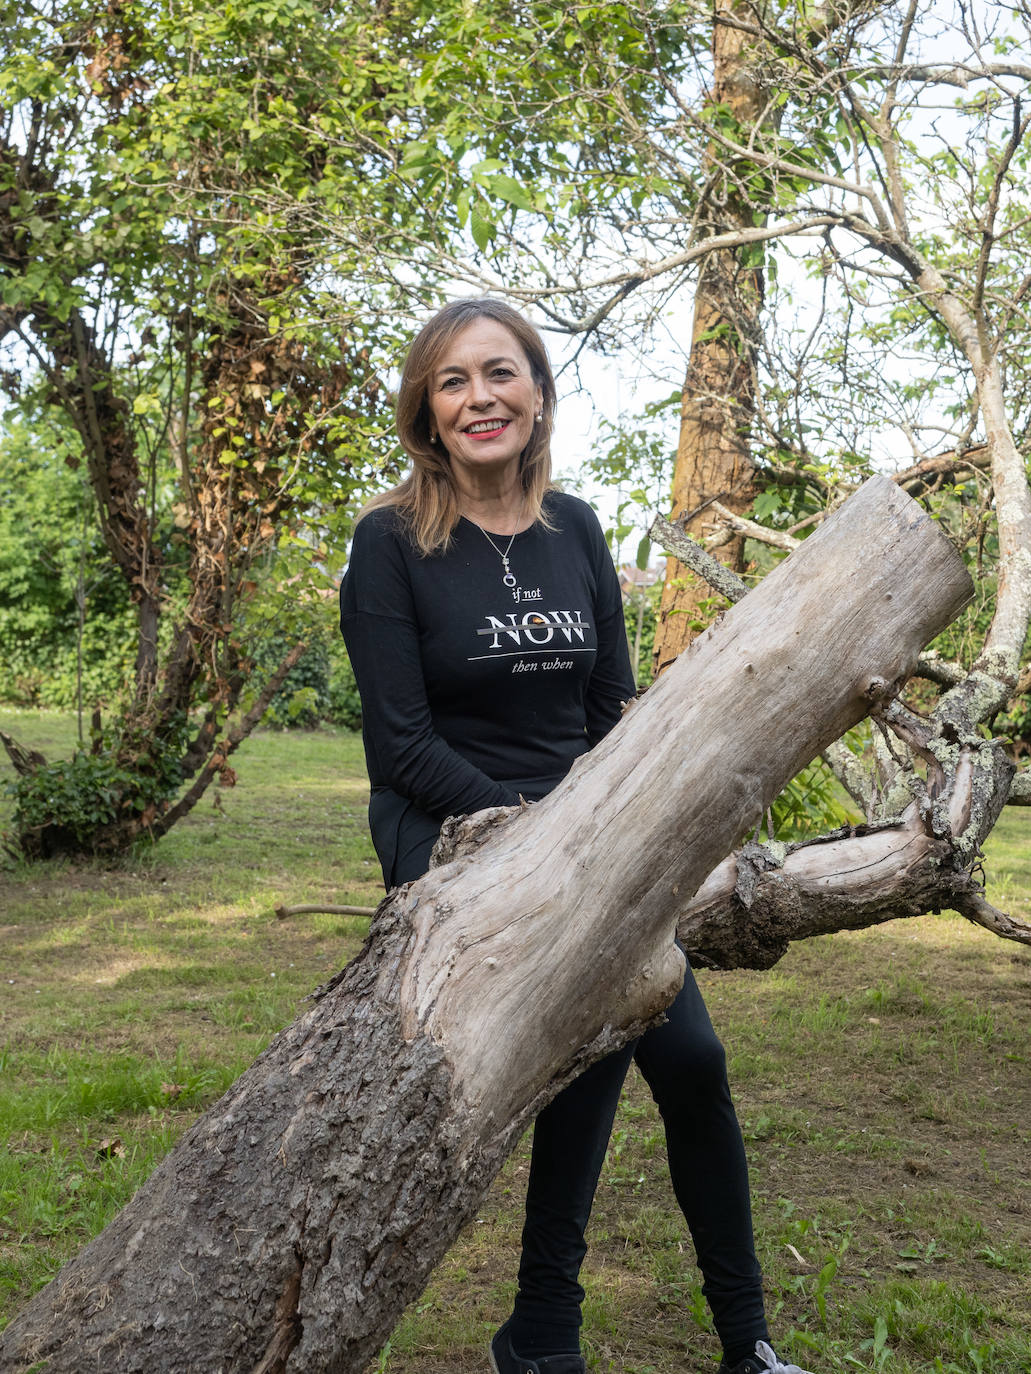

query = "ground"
[1,710,1029,1372]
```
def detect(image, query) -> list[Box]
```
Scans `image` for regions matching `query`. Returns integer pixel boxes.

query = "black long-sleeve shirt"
[339,490,636,829]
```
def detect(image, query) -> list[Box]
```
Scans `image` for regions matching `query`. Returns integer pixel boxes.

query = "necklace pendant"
[469,509,524,591]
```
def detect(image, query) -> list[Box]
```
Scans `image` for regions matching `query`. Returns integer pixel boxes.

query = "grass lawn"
[1,708,1030,1372]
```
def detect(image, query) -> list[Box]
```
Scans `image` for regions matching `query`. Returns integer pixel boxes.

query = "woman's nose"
[467,373,493,406]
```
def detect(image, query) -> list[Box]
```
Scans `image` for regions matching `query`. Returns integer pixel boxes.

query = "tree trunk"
[653,0,767,674]
[0,477,972,1374]
[650,492,1031,964]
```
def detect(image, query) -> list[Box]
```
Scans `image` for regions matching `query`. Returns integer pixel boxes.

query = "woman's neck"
[455,473,530,535]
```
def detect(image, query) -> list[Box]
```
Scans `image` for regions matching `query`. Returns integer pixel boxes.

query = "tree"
[652,0,766,674]
[0,477,975,1374]
[0,0,417,857]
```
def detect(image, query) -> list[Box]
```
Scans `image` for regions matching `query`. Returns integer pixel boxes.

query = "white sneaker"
[718,1340,815,1374]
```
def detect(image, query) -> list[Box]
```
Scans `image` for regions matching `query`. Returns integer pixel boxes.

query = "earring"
[430,430,438,443]
[534,413,542,422]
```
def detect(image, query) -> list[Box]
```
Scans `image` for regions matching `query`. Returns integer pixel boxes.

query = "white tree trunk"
[0,476,972,1374]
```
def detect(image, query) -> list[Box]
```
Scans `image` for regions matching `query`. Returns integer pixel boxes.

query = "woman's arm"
[582,511,638,745]
[340,513,520,821]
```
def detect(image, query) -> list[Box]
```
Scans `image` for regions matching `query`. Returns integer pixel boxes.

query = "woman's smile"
[463,418,511,438]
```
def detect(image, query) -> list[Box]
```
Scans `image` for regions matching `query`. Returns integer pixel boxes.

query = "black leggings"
[510,965,767,1357]
[391,812,767,1360]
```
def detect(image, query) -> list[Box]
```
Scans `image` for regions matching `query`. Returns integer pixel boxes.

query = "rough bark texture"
[653,0,766,673]
[0,477,972,1374]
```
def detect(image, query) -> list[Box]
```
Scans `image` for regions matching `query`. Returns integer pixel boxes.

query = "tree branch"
[648,512,749,604]
[709,500,800,552]
[145,641,311,843]
[951,882,1031,944]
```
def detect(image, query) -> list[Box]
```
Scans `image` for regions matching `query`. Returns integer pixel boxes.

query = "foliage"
[248,627,362,734]
[0,0,425,853]
[0,419,150,713]
[770,758,857,842]
[622,580,660,690]
[325,635,363,733]
[589,402,681,552]
[6,714,190,854]
[321,2,702,276]
[253,634,331,731]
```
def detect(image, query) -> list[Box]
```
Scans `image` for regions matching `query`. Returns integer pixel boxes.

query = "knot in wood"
[429,804,517,867]
[861,674,894,703]
[735,840,786,909]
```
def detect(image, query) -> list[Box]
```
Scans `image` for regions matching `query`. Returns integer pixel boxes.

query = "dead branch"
[274,903,378,920]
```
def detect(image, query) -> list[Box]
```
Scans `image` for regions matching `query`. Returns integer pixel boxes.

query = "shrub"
[252,635,331,730]
[6,714,190,855]
[325,635,362,732]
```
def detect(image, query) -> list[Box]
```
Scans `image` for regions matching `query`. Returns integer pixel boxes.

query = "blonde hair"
[361,298,557,555]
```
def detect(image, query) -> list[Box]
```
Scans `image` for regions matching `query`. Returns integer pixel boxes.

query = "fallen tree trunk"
[0,476,973,1374]
[648,512,1031,963]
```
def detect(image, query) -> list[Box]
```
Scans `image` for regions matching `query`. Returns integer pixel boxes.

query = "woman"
[339,298,813,1374]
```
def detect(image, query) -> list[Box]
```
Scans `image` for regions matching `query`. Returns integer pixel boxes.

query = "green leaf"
[487,173,535,212]
[469,205,493,251]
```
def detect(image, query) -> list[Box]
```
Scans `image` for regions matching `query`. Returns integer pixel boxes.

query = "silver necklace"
[468,506,524,588]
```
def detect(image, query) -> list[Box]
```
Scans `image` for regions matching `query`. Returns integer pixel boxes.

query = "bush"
[325,635,362,732]
[0,420,174,712]
[248,628,362,732]
[252,635,332,729]
[1,603,140,712]
[623,582,660,689]
[6,715,190,855]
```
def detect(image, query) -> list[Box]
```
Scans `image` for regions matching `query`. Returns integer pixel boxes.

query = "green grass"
[2,709,1031,1372]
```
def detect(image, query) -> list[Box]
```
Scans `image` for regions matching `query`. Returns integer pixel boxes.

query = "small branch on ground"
[275,903,378,920]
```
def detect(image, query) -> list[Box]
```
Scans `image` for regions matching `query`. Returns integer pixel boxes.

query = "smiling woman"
[338,298,813,1374]
[425,317,543,500]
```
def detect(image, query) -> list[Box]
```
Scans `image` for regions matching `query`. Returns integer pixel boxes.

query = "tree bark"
[652,0,768,673]
[649,506,1031,960]
[0,476,972,1374]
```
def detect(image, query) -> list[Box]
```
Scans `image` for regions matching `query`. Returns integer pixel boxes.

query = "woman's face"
[426,317,543,487]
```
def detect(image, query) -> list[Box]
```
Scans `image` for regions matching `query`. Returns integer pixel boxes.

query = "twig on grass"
[274,902,378,920]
